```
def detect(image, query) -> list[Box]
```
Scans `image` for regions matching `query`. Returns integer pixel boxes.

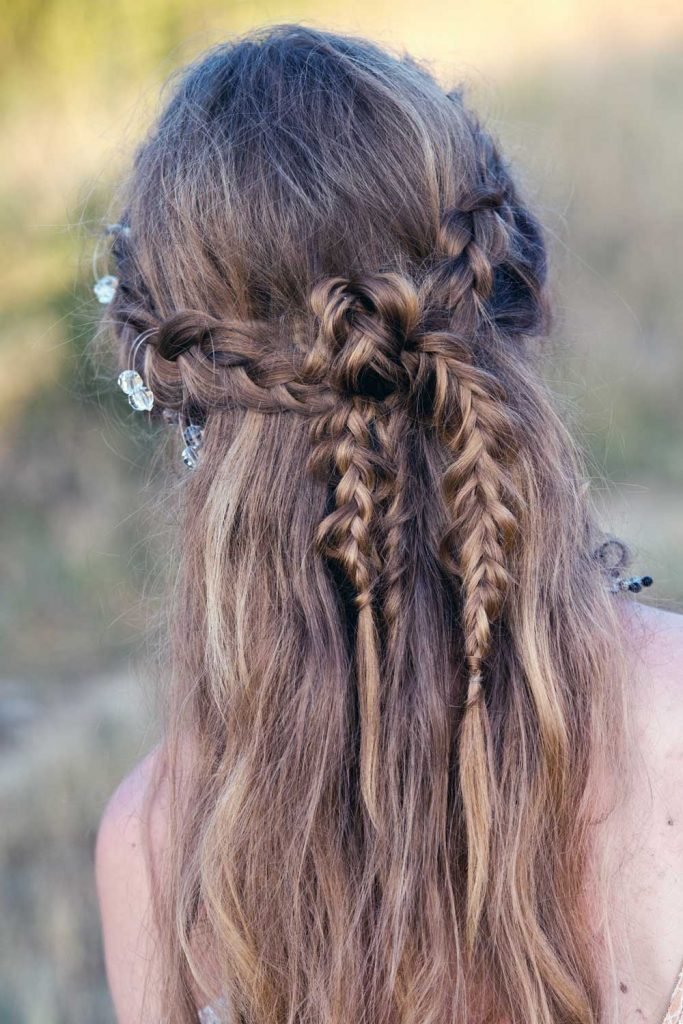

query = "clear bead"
[105,223,131,238]
[117,369,143,395]
[128,386,154,412]
[94,275,118,304]
[182,445,200,469]
[182,422,203,446]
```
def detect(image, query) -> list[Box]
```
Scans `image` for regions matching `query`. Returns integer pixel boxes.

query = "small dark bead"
[628,580,642,593]
[641,575,653,587]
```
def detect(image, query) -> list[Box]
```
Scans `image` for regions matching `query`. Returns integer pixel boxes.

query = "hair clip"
[115,329,156,410]
[181,420,204,469]
[94,274,119,304]
[117,369,154,412]
[609,573,654,594]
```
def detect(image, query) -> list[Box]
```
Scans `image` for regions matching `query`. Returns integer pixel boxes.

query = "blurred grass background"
[0,1,682,1020]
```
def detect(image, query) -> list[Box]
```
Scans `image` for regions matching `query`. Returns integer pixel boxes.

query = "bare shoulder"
[622,600,683,826]
[96,744,170,857]
[95,745,170,1023]
[607,601,683,1017]
[625,601,683,716]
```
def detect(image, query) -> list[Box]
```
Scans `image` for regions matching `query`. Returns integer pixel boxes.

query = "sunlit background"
[1,1,682,1020]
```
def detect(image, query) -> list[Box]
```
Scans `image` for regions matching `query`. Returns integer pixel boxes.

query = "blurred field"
[1,1,682,1020]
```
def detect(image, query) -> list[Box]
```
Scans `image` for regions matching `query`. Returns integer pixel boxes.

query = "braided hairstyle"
[102,25,634,1024]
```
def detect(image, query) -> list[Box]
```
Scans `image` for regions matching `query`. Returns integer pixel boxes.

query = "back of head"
[103,23,635,1024]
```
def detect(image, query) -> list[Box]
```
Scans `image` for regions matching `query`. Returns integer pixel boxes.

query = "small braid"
[308,395,384,834]
[307,397,384,596]
[422,329,520,704]
[302,274,419,828]
[373,396,412,659]
[421,151,526,951]
[110,308,336,417]
[423,178,520,706]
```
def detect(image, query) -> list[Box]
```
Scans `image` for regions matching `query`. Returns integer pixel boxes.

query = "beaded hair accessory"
[94,263,203,469]
[608,573,653,594]
[93,223,130,303]
[179,421,204,468]
[115,327,156,412]
[94,274,119,305]
[597,539,654,595]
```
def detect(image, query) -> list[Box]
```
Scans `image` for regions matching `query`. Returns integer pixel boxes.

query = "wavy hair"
[102,24,636,1024]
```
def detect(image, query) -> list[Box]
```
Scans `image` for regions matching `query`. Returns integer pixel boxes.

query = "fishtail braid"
[372,396,413,663]
[302,273,420,829]
[421,329,521,704]
[420,150,541,950]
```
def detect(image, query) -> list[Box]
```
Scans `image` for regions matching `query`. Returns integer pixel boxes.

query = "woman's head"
[109,23,548,341]
[103,24,633,1024]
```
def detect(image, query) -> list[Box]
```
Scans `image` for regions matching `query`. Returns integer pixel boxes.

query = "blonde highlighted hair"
[104,24,635,1024]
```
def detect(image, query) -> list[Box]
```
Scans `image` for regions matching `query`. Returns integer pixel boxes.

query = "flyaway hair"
[101,24,637,1024]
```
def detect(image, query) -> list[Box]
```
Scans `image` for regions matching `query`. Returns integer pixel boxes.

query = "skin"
[95,600,683,1024]
[598,602,683,1023]
[95,747,166,1022]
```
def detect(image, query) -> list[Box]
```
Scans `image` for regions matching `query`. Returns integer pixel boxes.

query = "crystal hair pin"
[105,223,131,238]
[116,328,156,411]
[181,421,204,469]
[117,369,154,412]
[114,332,202,468]
[162,413,205,469]
[94,275,118,304]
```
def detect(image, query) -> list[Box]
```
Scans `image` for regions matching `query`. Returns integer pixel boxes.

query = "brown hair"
[103,23,636,1024]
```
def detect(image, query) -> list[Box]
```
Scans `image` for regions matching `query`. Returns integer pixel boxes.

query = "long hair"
[102,24,637,1024]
